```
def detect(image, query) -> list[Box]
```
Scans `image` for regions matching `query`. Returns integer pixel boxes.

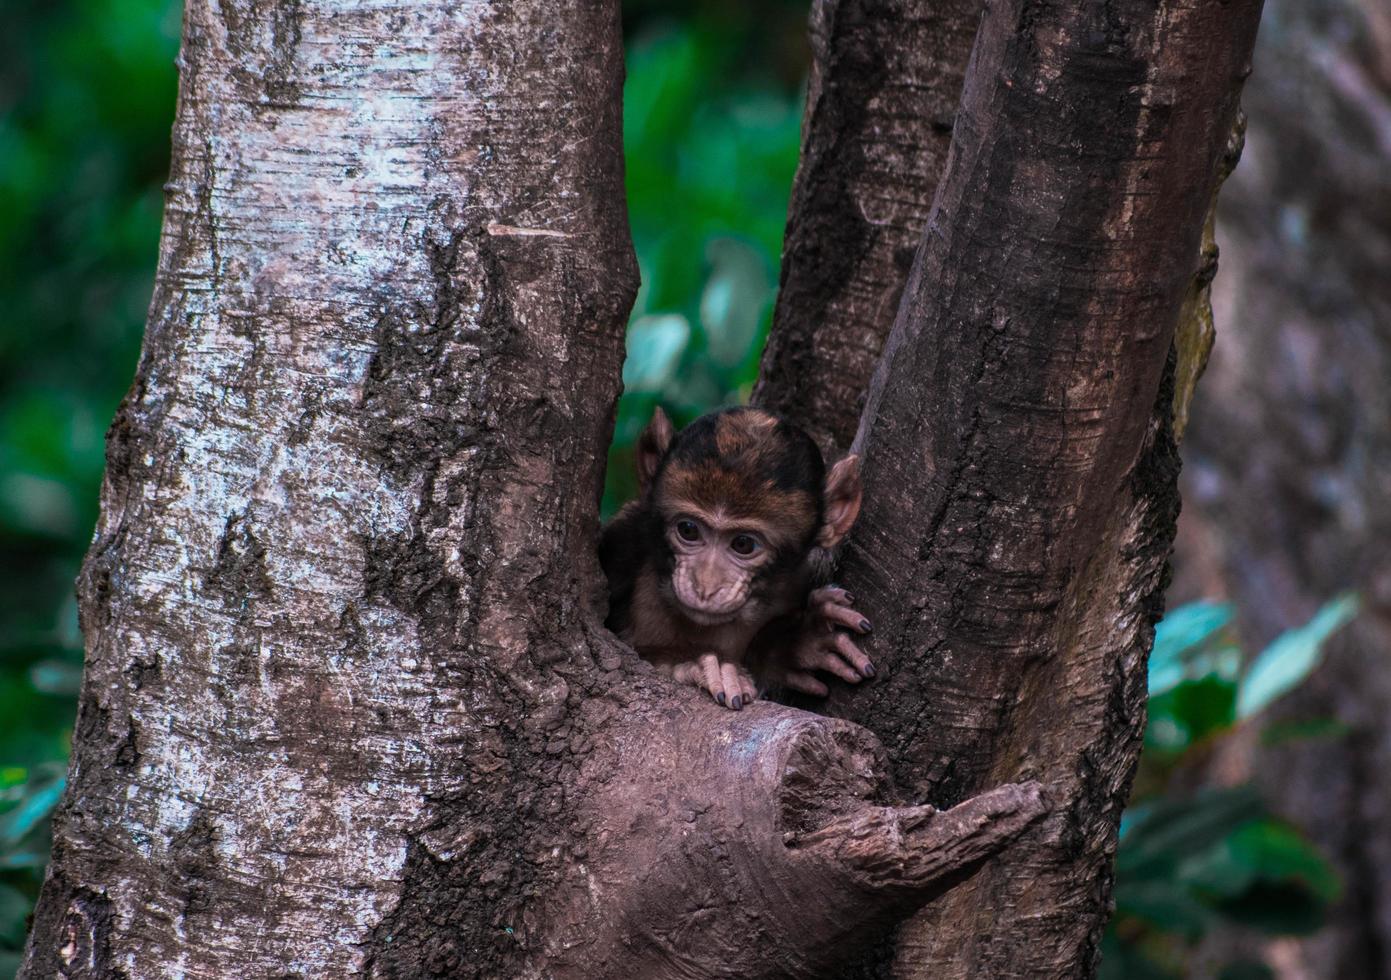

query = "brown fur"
[600,406,869,708]
[656,410,821,545]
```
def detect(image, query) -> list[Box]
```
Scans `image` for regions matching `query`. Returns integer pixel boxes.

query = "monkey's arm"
[756,585,875,698]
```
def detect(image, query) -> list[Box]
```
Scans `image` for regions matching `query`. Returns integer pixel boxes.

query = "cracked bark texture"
[757,0,1264,976]
[21,0,641,975]
[1169,0,1391,974]
[22,1,1050,977]
[751,0,980,454]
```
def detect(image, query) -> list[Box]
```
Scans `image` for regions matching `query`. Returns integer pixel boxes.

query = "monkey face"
[644,409,826,627]
[662,506,781,624]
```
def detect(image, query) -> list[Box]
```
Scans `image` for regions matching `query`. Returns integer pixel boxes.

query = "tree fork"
[22,1,1046,977]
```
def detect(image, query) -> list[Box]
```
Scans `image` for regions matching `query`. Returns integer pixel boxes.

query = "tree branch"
[753,0,981,453]
[789,784,1048,889]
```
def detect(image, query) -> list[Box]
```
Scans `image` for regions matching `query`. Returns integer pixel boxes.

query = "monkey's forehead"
[656,463,819,537]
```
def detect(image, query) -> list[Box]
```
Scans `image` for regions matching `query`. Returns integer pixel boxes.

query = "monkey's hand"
[667,654,760,711]
[768,586,875,698]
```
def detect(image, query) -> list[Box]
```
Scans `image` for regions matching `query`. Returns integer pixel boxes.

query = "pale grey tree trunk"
[23,0,637,974]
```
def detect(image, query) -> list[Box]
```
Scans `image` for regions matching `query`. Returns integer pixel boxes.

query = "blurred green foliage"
[605,10,805,513]
[0,0,1360,975]
[1103,596,1358,979]
[0,0,181,969]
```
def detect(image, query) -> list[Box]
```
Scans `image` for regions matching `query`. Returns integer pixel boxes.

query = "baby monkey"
[600,406,874,709]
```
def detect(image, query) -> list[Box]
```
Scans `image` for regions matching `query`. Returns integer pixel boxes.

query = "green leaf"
[0,849,48,870]
[1176,819,1339,936]
[1154,602,1233,659]
[1213,880,1330,936]
[0,777,64,845]
[1175,836,1258,900]
[1145,675,1238,755]
[1113,879,1215,939]
[0,471,79,539]
[1119,800,1154,841]
[1227,820,1341,905]
[699,237,770,369]
[1237,593,1359,719]
[1149,602,1233,697]
[1117,786,1264,879]
[29,658,83,696]
[621,314,690,395]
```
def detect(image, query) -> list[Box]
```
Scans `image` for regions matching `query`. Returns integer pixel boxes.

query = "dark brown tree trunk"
[752,0,980,454]
[1169,0,1391,974]
[759,0,1263,976]
[21,2,1044,977]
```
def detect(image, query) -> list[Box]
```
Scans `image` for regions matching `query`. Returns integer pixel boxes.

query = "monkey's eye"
[729,533,760,556]
[675,519,701,543]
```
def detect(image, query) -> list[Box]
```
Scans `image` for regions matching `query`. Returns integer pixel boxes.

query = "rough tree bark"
[21,1,1046,977]
[1169,0,1391,974]
[758,0,1264,976]
[752,0,980,454]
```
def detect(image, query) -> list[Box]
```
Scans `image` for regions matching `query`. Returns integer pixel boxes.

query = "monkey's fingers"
[718,661,751,711]
[832,632,876,679]
[669,660,704,688]
[794,639,861,683]
[782,670,829,697]
[698,653,730,707]
[738,668,759,707]
[813,599,872,634]
[808,585,853,608]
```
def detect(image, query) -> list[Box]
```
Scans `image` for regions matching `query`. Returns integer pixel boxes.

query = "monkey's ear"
[817,454,862,548]
[636,406,675,496]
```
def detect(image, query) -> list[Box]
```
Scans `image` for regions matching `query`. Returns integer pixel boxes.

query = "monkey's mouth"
[676,603,743,627]
[671,578,748,625]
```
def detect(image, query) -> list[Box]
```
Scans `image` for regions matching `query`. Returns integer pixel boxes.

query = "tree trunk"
[752,0,980,454]
[22,2,1045,977]
[1170,0,1391,973]
[759,1,1264,976]
[21,0,635,973]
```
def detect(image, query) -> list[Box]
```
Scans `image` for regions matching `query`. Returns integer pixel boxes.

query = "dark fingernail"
[859,619,872,634]
[845,593,856,604]
[863,663,876,678]
[716,692,726,705]
[731,695,742,710]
